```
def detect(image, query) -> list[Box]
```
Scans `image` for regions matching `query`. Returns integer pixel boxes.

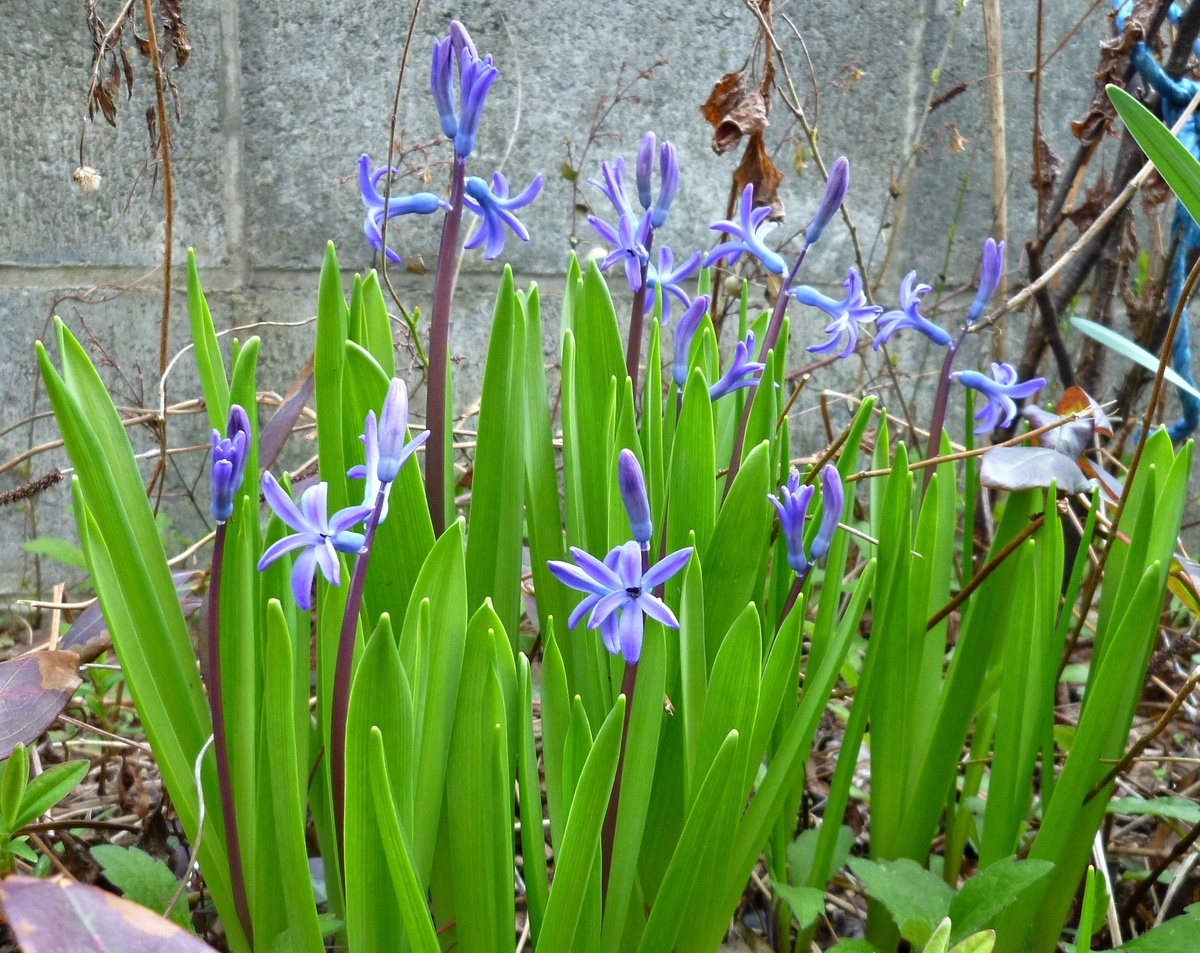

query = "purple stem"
[600,543,650,895]
[330,484,388,868]
[778,565,810,629]
[626,232,654,397]
[725,246,809,493]
[425,155,467,536]
[206,522,254,949]
[922,325,969,492]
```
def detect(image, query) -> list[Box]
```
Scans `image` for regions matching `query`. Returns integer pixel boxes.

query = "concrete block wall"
[0,0,1156,598]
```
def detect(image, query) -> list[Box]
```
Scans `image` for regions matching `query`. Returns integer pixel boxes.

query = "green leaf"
[262,599,324,953]
[361,271,396,379]
[771,880,825,930]
[345,613,414,953]
[538,696,625,952]
[923,918,952,953]
[1070,317,1200,400]
[635,730,739,953]
[948,932,995,953]
[466,266,527,648]
[678,550,706,802]
[92,845,194,931]
[13,760,89,831]
[848,857,953,949]
[315,241,350,513]
[1108,84,1200,231]
[703,440,772,666]
[1115,909,1200,951]
[1107,795,1200,825]
[185,247,230,429]
[788,826,855,887]
[666,369,716,592]
[516,655,549,944]
[368,728,443,953]
[22,537,87,571]
[2,744,29,832]
[947,856,1053,941]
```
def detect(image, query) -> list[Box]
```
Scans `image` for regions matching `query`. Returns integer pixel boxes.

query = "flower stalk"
[426,155,467,536]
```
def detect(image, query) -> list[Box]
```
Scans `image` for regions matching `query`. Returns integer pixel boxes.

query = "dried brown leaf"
[159,0,191,69]
[701,69,748,128]
[1030,132,1063,202]
[732,132,784,220]
[713,89,768,155]
[1065,170,1109,232]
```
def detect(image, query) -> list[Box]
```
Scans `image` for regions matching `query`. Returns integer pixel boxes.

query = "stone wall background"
[0,0,1169,601]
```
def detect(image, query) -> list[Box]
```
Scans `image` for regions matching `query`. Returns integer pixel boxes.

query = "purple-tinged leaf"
[979,447,1095,494]
[0,652,82,760]
[258,356,315,471]
[0,875,217,952]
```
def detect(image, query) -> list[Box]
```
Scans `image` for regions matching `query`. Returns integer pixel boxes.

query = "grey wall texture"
[0,0,1169,600]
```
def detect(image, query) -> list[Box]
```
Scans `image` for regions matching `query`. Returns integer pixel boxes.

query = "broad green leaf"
[522,284,572,645]
[262,599,324,953]
[90,845,194,931]
[538,696,625,952]
[848,857,953,949]
[467,266,527,648]
[703,440,771,666]
[666,369,716,594]
[185,247,230,429]
[1114,909,1200,951]
[1107,795,1200,825]
[345,613,414,953]
[601,625,666,953]
[678,550,706,801]
[368,729,442,953]
[1070,317,1200,401]
[947,856,1053,942]
[13,760,89,831]
[635,732,739,953]
[788,826,855,887]
[771,881,825,930]
[398,520,468,886]
[21,537,87,571]
[315,241,350,513]
[540,621,571,855]
[361,271,397,378]
[517,655,549,944]
[1108,84,1200,237]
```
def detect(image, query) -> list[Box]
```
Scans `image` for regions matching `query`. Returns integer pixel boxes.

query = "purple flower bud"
[673,295,710,388]
[430,38,458,140]
[449,20,478,60]
[430,21,497,158]
[967,238,1005,324]
[636,132,656,212]
[617,449,652,544]
[769,471,814,574]
[652,141,679,229]
[805,156,849,246]
[810,464,844,561]
[210,404,250,523]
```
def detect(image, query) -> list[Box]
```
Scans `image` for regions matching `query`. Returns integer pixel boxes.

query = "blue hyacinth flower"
[548,541,693,663]
[430,21,498,158]
[347,378,429,521]
[359,154,448,263]
[951,362,1045,434]
[672,295,710,388]
[967,238,1006,325]
[710,330,766,401]
[463,171,543,260]
[646,246,702,325]
[588,156,651,290]
[257,475,375,610]
[810,464,844,561]
[873,270,952,349]
[210,404,251,524]
[769,470,815,573]
[794,268,882,359]
[703,183,787,276]
[636,132,680,229]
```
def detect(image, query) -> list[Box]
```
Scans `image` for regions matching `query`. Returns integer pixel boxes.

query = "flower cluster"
[210,405,251,524]
[768,465,844,576]
[431,21,498,158]
[257,378,427,609]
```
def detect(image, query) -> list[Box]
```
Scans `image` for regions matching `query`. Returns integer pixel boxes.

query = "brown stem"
[600,659,637,898]
[1085,669,1200,803]
[626,233,653,396]
[425,156,467,536]
[331,485,388,870]
[927,514,1045,630]
[206,523,254,948]
[778,569,808,628]
[1026,242,1075,389]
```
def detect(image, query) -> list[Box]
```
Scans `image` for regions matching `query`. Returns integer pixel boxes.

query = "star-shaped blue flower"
[710,330,766,401]
[257,476,374,610]
[646,246,702,325]
[703,183,787,276]
[548,541,692,663]
[358,154,448,263]
[951,362,1045,434]
[793,268,882,359]
[873,271,952,349]
[463,171,543,260]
